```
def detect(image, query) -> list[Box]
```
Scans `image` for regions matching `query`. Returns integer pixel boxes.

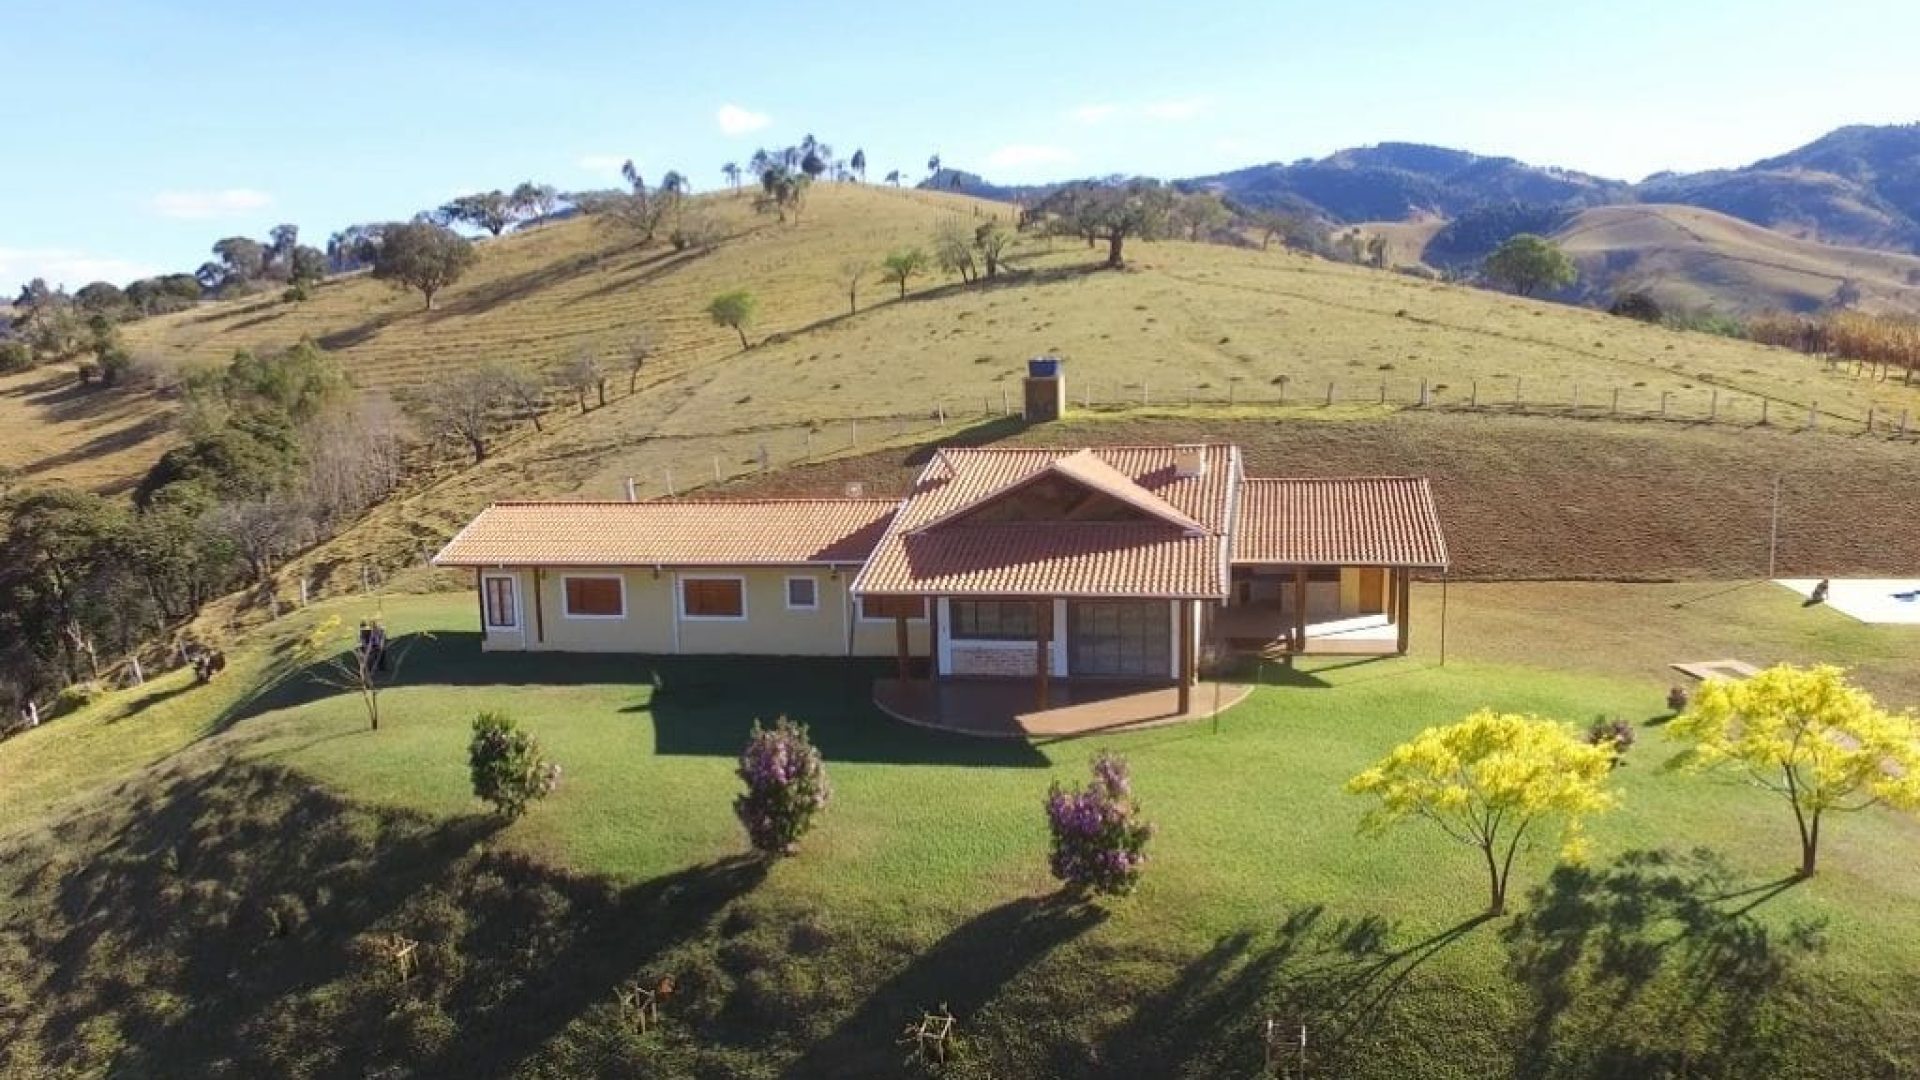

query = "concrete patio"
[873,677,1253,739]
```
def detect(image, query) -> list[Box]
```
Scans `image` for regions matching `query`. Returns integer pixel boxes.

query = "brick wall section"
[949,642,1055,677]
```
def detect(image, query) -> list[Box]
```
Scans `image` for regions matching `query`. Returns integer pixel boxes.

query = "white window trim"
[679,574,748,622]
[784,574,820,611]
[857,595,928,623]
[560,572,628,620]
[482,573,520,630]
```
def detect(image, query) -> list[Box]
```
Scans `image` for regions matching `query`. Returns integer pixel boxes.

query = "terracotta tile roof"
[855,445,1238,598]
[432,499,897,568]
[1232,477,1449,567]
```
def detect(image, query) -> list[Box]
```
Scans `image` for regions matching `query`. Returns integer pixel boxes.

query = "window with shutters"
[562,575,625,618]
[681,576,746,620]
[483,575,518,628]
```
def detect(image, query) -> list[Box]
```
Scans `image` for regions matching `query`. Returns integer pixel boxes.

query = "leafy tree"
[722,162,741,190]
[369,221,476,310]
[1668,665,1920,877]
[211,236,267,289]
[933,218,978,283]
[498,363,551,433]
[660,170,689,196]
[1348,709,1620,915]
[510,181,560,223]
[927,153,941,179]
[1609,290,1665,323]
[753,165,811,223]
[669,204,722,251]
[706,289,757,349]
[734,717,831,855]
[437,190,517,236]
[885,169,902,187]
[469,710,562,818]
[288,245,328,287]
[975,221,1015,278]
[839,258,870,314]
[1045,752,1153,897]
[74,281,126,315]
[1171,192,1231,242]
[881,247,929,298]
[1040,180,1175,267]
[1482,233,1577,296]
[124,274,203,316]
[850,148,867,182]
[0,341,30,374]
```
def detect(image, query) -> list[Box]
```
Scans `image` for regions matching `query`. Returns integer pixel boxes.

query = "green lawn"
[3,585,1918,1077]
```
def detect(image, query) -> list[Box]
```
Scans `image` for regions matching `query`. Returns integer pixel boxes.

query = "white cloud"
[574,153,628,175]
[716,104,771,136]
[0,247,159,292]
[1143,97,1208,121]
[149,188,274,220]
[985,144,1076,169]
[1067,103,1118,124]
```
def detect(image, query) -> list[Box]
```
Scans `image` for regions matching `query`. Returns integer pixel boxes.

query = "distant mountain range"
[929,123,1920,256]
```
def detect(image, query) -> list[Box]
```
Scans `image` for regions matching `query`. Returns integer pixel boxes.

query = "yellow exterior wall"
[471,564,927,658]
[1339,568,1362,614]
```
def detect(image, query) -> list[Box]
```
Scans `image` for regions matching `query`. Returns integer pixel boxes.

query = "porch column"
[1292,566,1308,652]
[1035,598,1052,709]
[532,568,546,644]
[894,615,911,680]
[1177,599,1193,714]
[1395,570,1412,655]
[926,595,941,679]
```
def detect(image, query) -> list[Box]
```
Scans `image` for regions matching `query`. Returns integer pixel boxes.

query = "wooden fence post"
[1660,391,1670,417]
[1611,387,1620,415]
[664,468,676,497]
[25,700,38,728]
[1515,377,1523,407]
[625,477,637,502]
[130,656,144,685]
[1325,381,1336,406]
[805,429,813,458]
[851,418,859,444]
[1760,398,1770,426]
[1866,407,1876,433]
[758,443,769,471]
[1378,380,1387,404]
[1143,380,1151,407]
[1900,409,1910,435]
[1807,402,1818,430]
[1571,383,1580,413]
[1001,386,1010,415]
[1710,389,1719,420]
[1419,378,1429,406]
[712,456,722,483]
[1470,379,1478,407]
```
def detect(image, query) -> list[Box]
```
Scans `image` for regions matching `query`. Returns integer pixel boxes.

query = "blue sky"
[5,0,1917,293]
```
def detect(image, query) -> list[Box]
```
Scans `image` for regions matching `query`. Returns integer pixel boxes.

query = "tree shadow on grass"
[780,894,1108,1078]
[3,757,771,1079]
[215,631,1046,767]
[1098,905,1490,1076]
[1501,847,1825,1078]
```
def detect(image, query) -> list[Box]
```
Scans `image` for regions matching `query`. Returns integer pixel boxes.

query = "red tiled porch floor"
[874,678,1254,739]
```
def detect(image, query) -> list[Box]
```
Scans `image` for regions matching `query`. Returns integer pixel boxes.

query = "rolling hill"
[1550,203,1920,315]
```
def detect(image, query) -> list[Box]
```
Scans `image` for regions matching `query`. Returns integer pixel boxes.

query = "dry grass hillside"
[1553,203,1920,315]
[6,184,1920,602]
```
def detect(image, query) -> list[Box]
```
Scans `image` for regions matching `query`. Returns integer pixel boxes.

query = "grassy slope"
[3,586,1918,1076]
[13,188,1920,517]
[1553,203,1920,316]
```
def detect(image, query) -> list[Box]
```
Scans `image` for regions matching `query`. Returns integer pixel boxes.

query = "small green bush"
[467,710,561,818]
[54,681,106,716]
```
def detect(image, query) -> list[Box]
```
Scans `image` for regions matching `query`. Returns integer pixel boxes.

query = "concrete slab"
[1776,579,1920,625]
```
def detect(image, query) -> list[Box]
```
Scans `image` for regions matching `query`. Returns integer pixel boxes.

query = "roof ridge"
[1240,475,1433,483]
[489,497,899,507]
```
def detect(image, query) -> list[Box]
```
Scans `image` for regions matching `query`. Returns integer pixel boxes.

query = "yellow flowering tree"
[1668,664,1920,878]
[1347,710,1620,915]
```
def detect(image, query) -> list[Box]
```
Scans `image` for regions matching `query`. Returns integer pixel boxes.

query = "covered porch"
[1217,564,1414,658]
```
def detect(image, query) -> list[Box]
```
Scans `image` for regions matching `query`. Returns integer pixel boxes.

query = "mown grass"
[4,585,1917,1076]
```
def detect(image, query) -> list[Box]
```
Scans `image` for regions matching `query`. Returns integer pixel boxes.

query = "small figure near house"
[368,619,389,673]
[1805,578,1831,607]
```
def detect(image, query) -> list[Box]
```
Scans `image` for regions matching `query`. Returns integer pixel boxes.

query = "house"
[432,441,1449,729]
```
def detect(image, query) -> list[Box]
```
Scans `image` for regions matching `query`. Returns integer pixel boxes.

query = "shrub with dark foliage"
[468,710,561,818]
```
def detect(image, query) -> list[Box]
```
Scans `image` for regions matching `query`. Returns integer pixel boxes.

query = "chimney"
[1022,355,1065,422]
[1173,445,1206,479]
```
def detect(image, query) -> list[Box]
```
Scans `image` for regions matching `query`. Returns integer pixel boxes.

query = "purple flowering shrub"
[1044,752,1152,897]
[735,717,831,855]
[468,710,561,819]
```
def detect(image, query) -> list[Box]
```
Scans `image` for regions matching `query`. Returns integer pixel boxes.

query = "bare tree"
[207,497,310,582]
[974,221,1015,279]
[299,394,411,527]
[561,350,607,412]
[297,614,428,732]
[839,258,871,314]
[498,364,551,432]
[431,365,511,462]
[624,327,659,394]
